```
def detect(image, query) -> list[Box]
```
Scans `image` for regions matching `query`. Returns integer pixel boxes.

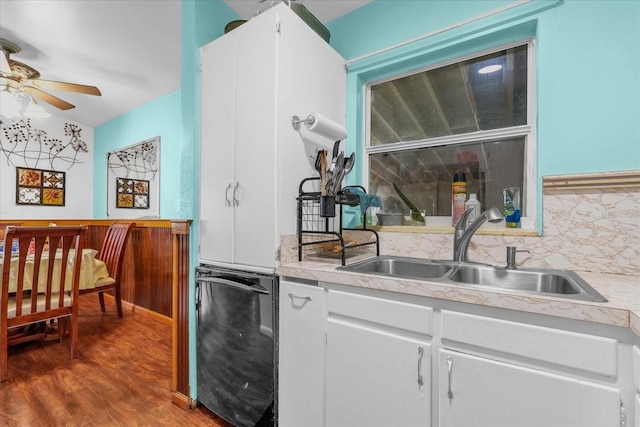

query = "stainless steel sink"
[337,256,456,279]
[338,256,607,302]
[446,265,607,302]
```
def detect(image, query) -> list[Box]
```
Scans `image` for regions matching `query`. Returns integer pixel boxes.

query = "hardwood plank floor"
[0,295,232,427]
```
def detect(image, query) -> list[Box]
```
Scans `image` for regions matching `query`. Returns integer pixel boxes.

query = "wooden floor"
[0,295,232,427]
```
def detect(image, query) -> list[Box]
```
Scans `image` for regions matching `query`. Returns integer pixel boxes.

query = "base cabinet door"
[278,281,326,427]
[326,319,431,427]
[438,349,620,427]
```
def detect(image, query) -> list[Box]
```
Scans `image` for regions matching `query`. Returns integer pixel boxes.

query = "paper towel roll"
[305,113,347,140]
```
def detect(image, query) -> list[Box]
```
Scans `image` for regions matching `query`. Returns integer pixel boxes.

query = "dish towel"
[343,186,381,214]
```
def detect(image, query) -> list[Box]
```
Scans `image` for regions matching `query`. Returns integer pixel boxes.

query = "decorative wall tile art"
[116,178,150,209]
[16,167,65,206]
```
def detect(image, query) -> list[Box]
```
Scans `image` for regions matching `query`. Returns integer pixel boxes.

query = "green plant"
[393,183,425,224]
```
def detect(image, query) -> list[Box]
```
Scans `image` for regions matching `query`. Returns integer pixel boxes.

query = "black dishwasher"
[195,265,277,427]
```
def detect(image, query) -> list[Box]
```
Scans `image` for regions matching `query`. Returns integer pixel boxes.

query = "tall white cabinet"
[199,3,346,270]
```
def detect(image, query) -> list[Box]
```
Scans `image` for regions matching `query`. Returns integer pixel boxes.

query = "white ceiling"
[0,0,369,128]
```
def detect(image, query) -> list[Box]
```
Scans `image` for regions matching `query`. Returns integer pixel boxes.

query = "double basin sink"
[337,256,607,302]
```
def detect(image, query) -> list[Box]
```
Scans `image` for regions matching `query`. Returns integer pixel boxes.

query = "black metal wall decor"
[0,117,88,170]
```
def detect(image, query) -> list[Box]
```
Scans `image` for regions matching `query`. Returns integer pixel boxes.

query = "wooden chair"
[80,222,135,318]
[0,223,24,244]
[1,225,86,381]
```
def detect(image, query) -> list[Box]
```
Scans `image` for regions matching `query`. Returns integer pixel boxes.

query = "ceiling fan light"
[23,98,50,118]
[0,87,22,118]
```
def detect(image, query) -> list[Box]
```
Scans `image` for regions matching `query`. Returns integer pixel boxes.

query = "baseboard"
[102,294,172,326]
[171,391,196,411]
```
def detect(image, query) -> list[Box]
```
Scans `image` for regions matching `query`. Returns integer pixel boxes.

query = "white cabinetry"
[438,349,619,427]
[439,309,621,427]
[199,4,345,270]
[278,280,635,426]
[325,290,433,427]
[278,280,326,427]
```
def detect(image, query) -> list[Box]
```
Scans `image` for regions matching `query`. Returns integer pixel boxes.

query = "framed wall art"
[106,136,160,218]
[16,167,65,206]
[116,178,150,209]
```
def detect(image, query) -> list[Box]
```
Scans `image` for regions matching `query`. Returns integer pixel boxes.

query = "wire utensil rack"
[297,177,379,265]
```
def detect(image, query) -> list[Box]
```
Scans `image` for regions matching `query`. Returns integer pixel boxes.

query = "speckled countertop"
[278,259,640,337]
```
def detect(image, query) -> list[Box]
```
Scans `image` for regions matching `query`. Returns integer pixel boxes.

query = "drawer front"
[328,289,433,336]
[442,310,618,377]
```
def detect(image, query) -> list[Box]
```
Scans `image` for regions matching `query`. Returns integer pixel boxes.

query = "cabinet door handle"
[224,183,232,207]
[233,181,240,206]
[417,346,425,387]
[447,356,454,399]
[288,292,312,301]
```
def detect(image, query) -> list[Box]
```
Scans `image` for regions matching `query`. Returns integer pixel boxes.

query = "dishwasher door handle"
[195,276,269,294]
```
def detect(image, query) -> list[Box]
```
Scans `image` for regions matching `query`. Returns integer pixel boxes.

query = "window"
[365,41,535,229]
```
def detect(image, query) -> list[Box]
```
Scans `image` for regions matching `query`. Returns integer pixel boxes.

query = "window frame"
[362,38,537,230]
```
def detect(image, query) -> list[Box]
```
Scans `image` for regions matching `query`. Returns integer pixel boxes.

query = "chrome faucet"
[453,207,504,262]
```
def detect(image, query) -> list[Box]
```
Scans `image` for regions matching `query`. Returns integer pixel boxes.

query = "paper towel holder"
[291,114,316,130]
[292,112,347,141]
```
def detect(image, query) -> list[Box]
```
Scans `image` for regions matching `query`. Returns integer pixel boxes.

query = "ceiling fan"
[0,37,101,112]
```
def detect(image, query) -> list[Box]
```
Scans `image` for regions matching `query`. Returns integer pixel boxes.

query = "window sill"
[368,225,540,237]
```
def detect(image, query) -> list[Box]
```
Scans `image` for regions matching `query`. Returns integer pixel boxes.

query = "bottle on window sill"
[465,193,481,227]
[451,171,467,226]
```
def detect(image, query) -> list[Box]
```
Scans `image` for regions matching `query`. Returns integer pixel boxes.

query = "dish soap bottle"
[465,193,481,227]
[451,171,467,226]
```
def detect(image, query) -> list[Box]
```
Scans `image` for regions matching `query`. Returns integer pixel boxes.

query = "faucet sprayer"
[453,207,504,262]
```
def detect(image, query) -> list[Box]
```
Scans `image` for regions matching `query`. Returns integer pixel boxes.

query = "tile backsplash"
[283,171,640,276]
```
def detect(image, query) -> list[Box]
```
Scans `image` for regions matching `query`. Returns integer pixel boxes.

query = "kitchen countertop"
[278,258,640,337]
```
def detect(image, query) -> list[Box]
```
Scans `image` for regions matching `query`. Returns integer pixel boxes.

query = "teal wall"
[534,0,640,175]
[181,0,238,399]
[326,0,640,178]
[95,0,236,396]
[93,89,182,218]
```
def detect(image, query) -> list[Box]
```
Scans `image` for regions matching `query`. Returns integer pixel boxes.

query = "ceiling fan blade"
[33,79,101,96]
[23,86,75,110]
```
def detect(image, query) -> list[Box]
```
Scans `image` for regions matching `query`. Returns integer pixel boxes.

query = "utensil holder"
[319,195,336,217]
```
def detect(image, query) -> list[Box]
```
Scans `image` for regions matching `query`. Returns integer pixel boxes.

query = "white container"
[465,194,481,227]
